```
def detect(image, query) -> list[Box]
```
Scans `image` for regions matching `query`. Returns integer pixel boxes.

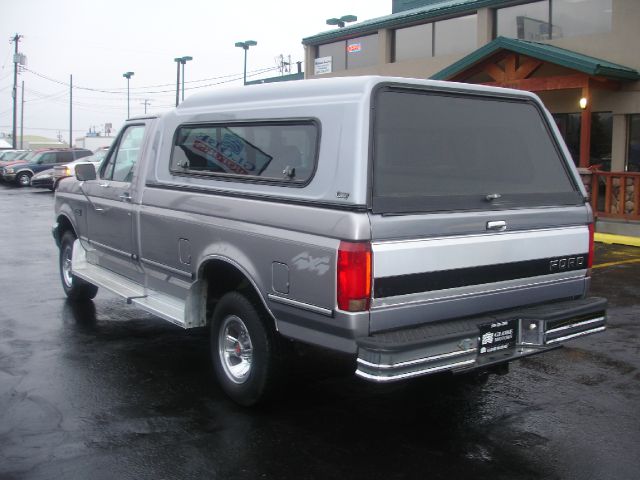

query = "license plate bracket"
[478,319,518,355]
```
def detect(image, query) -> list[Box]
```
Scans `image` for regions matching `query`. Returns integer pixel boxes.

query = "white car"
[52,148,108,188]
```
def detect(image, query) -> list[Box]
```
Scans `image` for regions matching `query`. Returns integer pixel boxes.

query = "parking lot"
[0,184,639,480]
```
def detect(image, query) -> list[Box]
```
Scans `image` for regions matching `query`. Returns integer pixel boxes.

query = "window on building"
[552,0,612,38]
[497,1,551,40]
[591,112,612,171]
[434,14,477,56]
[316,34,379,72]
[394,23,433,61]
[496,0,611,40]
[170,122,318,184]
[552,112,612,170]
[628,115,640,172]
[553,112,581,164]
[317,41,346,73]
[347,34,379,69]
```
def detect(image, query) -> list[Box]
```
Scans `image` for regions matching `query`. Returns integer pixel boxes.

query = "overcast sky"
[0,0,390,143]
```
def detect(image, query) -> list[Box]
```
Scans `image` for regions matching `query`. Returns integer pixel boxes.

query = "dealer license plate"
[478,319,518,355]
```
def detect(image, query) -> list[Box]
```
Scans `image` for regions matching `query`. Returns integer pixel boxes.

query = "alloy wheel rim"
[218,315,253,384]
[62,246,73,288]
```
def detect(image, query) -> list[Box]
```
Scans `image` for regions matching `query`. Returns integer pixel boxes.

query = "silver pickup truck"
[53,76,607,405]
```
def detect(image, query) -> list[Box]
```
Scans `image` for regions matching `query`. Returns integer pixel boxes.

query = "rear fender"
[192,250,277,331]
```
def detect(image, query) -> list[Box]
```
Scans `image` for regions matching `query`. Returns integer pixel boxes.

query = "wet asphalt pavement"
[0,185,639,480]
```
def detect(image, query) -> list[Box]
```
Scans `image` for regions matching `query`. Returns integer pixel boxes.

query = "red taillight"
[337,241,371,312]
[587,223,595,269]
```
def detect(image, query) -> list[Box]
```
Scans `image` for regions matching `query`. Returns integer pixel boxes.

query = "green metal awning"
[303,0,508,46]
[431,37,640,81]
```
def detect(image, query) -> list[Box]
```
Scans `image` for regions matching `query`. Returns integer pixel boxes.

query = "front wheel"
[211,291,284,406]
[59,231,98,300]
[16,172,31,187]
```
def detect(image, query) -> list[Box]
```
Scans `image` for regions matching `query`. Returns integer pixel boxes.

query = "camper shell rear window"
[371,86,582,214]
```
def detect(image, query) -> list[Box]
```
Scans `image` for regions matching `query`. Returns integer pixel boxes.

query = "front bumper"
[31,176,54,188]
[2,173,16,182]
[356,297,607,382]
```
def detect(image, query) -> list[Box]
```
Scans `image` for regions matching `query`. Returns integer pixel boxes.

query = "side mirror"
[75,163,96,181]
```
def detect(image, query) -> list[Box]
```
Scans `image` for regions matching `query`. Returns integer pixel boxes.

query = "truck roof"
[176,75,539,112]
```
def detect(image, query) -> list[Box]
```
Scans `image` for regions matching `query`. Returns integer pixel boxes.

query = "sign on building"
[314,56,332,75]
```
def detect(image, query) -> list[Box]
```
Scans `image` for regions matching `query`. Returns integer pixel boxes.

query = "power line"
[0,124,87,132]
[9,66,281,113]
[22,65,280,95]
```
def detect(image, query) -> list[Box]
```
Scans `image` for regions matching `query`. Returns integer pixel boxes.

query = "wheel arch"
[54,212,77,247]
[189,256,278,332]
[15,167,34,177]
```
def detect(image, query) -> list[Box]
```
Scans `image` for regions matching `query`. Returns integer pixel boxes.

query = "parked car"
[0,149,29,161]
[32,149,107,190]
[52,148,109,186]
[30,168,57,190]
[1,148,92,186]
[0,150,31,168]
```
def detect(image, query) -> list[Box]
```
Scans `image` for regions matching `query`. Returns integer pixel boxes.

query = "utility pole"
[141,99,150,114]
[10,33,23,149]
[69,74,73,147]
[276,54,291,76]
[20,81,24,149]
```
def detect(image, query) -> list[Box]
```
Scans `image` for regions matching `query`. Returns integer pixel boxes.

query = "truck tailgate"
[370,226,590,333]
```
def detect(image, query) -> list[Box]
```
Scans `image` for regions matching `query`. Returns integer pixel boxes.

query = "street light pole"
[180,56,193,102]
[174,58,182,106]
[234,40,257,86]
[122,71,134,118]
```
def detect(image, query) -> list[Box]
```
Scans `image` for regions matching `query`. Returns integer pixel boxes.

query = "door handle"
[487,220,507,231]
[99,182,110,188]
[119,192,132,202]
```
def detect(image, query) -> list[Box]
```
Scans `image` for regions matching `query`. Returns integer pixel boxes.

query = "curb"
[594,232,640,248]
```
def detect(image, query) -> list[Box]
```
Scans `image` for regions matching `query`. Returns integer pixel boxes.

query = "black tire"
[16,172,31,187]
[59,231,98,301]
[211,291,284,406]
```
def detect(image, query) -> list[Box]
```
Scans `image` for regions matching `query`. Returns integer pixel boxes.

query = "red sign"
[347,43,362,53]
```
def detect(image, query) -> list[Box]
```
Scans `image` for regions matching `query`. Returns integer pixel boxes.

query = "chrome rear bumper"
[355,297,607,382]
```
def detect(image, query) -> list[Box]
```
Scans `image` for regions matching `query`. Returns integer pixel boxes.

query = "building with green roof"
[302,0,640,230]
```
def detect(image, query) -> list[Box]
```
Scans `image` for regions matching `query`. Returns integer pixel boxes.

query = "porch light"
[579,97,588,110]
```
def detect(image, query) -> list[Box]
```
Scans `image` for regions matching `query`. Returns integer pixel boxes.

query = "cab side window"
[37,153,56,165]
[102,125,146,182]
[58,152,74,163]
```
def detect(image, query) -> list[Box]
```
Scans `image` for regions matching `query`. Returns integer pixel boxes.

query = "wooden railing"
[589,171,640,221]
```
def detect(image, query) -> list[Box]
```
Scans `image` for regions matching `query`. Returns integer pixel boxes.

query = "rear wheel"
[211,291,284,406]
[16,172,31,187]
[59,231,98,300]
